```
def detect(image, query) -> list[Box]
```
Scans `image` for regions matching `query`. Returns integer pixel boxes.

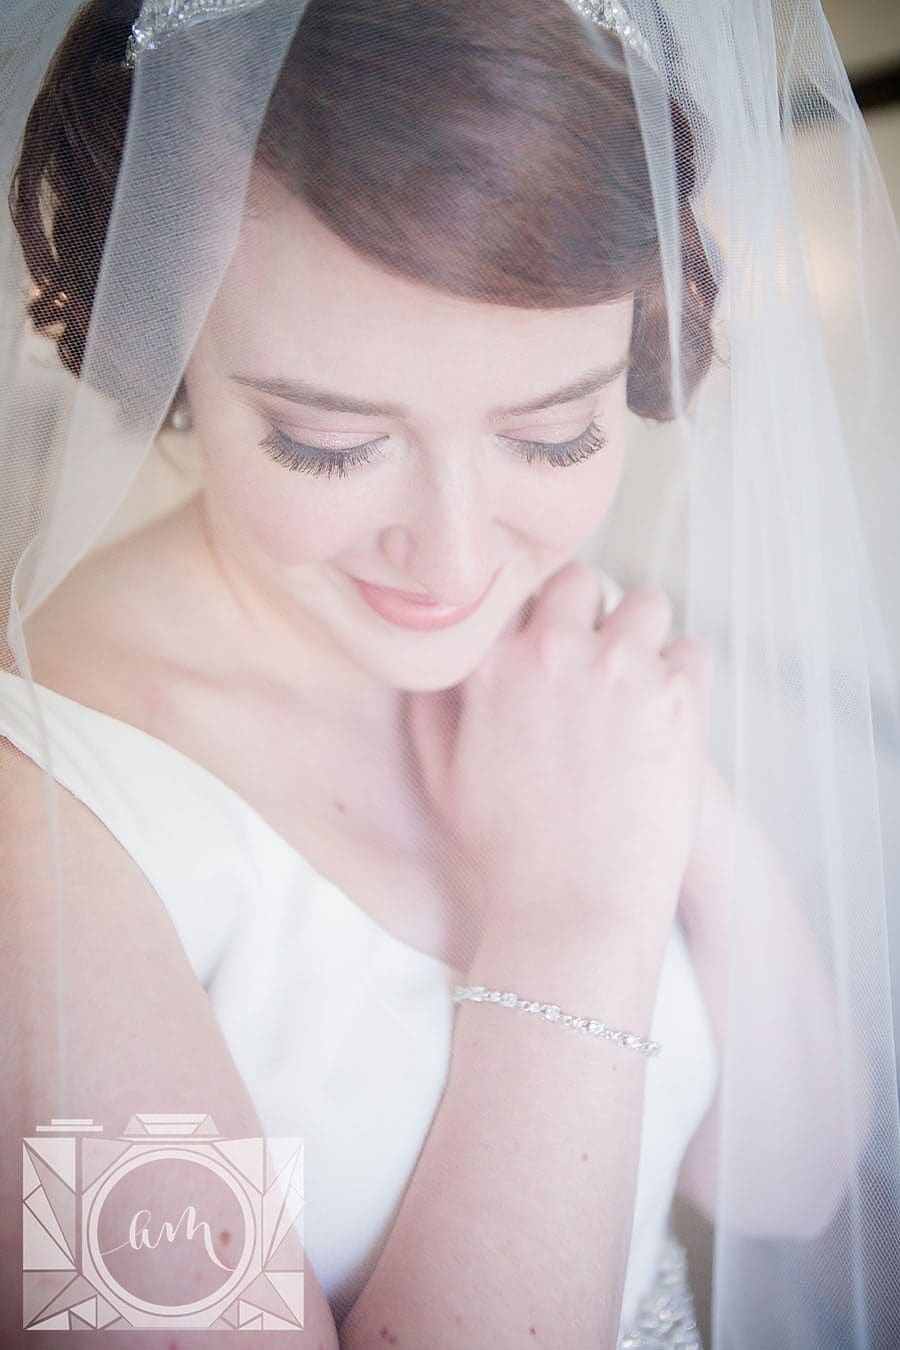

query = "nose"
[380,460,497,607]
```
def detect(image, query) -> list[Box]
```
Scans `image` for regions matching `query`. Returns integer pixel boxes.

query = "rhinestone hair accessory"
[124,0,268,67]
[124,0,654,70]
[568,0,657,68]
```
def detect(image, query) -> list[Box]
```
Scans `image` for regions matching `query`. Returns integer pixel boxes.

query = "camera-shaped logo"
[22,1113,304,1330]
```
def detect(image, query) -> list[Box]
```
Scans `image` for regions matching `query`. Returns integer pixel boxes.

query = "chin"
[336,589,529,693]
[322,556,551,691]
[347,628,504,694]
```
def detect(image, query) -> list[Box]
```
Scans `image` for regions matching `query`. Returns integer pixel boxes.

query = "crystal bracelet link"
[450,984,662,1057]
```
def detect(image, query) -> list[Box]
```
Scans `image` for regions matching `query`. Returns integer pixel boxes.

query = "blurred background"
[653,2,900,1338]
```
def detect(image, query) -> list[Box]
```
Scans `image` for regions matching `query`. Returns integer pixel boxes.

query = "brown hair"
[10,0,717,423]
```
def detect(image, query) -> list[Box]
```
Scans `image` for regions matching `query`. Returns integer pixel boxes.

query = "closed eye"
[258,415,608,478]
[259,425,388,478]
[500,416,608,467]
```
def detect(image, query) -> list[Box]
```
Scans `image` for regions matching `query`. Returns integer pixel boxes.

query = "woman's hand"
[407,560,716,949]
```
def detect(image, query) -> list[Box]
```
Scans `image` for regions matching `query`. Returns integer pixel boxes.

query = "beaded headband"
[124,0,654,70]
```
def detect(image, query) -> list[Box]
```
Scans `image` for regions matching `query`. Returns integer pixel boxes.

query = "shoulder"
[0,736,340,1345]
[20,495,224,721]
[0,735,178,958]
[0,738,218,1105]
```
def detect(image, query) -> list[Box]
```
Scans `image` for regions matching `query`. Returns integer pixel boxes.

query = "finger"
[598,585,673,654]
[526,559,609,634]
[593,567,625,625]
[662,634,716,695]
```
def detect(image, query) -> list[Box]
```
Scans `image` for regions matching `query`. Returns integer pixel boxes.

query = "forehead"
[208,169,634,410]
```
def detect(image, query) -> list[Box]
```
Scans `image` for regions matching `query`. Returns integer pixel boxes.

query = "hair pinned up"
[11,0,718,423]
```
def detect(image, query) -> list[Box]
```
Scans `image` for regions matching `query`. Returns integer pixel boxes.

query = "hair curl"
[10,0,718,424]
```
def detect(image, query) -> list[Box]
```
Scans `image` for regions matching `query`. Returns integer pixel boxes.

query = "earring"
[169,392,193,432]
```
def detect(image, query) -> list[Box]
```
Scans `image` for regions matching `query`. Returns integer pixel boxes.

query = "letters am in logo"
[22,1113,304,1330]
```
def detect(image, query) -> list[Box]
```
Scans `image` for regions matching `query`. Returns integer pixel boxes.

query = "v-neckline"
[0,668,458,974]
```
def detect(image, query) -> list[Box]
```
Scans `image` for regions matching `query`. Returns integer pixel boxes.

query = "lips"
[350,572,497,630]
[373,584,442,604]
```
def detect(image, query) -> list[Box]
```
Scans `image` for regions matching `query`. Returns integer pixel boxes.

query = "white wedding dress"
[0,606,718,1343]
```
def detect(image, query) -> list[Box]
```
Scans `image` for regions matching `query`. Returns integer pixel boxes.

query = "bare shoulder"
[20,494,226,714]
[0,735,340,1346]
[0,732,261,1165]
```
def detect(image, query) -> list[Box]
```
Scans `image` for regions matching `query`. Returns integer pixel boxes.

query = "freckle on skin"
[530,1328,537,1337]
[581,1152,589,1162]
[220,1228,231,1244]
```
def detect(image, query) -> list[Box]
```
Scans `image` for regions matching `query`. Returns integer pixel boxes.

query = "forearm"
[340,916,669,1349]
[677,774,874,1238]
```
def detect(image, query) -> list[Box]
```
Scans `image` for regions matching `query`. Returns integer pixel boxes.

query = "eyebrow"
[229,354,630,420]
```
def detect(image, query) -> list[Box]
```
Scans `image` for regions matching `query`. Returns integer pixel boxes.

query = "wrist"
[469,904,670,1001]
[477,879,676,960]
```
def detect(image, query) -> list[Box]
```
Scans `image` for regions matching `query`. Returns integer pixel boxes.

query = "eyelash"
[259,416,608,479]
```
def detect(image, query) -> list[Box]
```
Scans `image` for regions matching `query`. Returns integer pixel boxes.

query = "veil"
[1,0,899,1344]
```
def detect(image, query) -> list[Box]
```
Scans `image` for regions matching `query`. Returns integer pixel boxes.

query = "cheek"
[208,442,626,567]
[211,465,621,581]
[218,457,373,565]
[514,439,626,553]
[190,387,372,566]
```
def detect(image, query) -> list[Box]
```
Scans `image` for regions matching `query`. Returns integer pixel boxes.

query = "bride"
[1,0,897,1345]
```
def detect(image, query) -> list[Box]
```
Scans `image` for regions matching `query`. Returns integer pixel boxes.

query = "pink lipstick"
[350,572,497,630]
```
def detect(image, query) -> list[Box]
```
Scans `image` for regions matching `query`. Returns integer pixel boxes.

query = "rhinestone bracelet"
[450,985,662,1057]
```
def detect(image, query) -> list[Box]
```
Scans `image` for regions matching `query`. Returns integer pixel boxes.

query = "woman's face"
[185,170,634,694]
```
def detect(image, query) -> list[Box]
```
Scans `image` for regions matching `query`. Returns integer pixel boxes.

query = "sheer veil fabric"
[1,0,899,1345]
